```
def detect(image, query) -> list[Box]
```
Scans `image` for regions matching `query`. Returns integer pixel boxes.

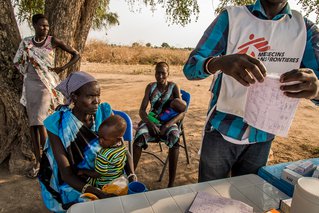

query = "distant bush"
[132,42,142,47]
[83,40,191,65]
[184,47,193,51]
[161,42,170,48]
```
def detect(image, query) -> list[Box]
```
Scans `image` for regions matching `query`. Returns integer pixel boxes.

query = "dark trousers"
[198,129,272,182]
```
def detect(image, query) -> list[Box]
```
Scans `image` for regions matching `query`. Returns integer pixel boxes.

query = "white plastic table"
[67,174,290,213]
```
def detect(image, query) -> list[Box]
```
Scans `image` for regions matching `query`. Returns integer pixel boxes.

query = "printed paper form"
[188,192,253,213]
[244,76,300,137]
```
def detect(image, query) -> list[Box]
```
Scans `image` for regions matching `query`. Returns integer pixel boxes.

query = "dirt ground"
[0,63,318,213]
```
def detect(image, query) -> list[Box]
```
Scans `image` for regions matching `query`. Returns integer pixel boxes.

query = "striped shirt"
[183,0,319,143]
[88,144,127,188]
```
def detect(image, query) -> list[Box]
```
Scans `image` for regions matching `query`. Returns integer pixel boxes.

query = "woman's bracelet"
[81,183,91,193]
[127,173,137,180]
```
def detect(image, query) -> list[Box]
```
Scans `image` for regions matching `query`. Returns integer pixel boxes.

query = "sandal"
[27,166,40,178]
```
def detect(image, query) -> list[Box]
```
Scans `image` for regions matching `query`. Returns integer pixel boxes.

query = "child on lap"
[78,115,135,189]
[148,98,186,124]
[158,98,186,122]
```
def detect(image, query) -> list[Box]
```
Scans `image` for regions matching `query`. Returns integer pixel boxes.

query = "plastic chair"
[142,89,191,182]
[112,110,133,158]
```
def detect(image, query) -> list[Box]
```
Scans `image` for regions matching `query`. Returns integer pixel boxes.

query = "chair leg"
[158,155,169,182]
[181,125,190,164]
[143,151,166,165]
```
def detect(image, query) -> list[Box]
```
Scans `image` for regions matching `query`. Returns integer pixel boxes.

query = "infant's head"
[98,115,126,148]
[169,98,187,113]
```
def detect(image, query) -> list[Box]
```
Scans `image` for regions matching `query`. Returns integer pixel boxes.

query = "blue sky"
[19,0,316,48]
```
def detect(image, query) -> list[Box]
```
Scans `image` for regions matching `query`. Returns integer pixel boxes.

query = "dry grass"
[81,62,185,76]
[82,41,191,65]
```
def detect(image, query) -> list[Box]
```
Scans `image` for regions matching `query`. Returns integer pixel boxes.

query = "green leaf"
[125,0,199,26]
[13,0,45,27]
[92,0,119,30]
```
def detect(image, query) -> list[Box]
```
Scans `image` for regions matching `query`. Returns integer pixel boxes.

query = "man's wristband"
[205,57,218,75]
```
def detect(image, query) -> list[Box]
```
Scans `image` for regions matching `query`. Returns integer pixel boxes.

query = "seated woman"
[38,71,134,212]
[133,61,187,187]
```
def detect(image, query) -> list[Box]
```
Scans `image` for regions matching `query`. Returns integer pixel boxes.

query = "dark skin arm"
[139,83,160,136]
[77,169,102,178]
[207,55,319,100]
[125,151,137,182]
[160,84,186,135]
[280,69,319,100]
[48,131,112,199]
[206,54,267,86]
[50,37,80,74]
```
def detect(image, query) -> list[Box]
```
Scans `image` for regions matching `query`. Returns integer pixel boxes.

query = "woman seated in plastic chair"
[38,72,134,212]
[133,61,187,187]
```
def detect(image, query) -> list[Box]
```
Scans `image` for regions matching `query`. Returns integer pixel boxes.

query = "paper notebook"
[187,192,253,213]
[244,76,300,137]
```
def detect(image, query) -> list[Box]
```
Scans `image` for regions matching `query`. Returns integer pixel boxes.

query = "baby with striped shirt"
[77,115,134,189]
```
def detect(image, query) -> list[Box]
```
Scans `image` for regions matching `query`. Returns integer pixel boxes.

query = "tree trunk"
[0,0,33,174]
[45,0,99,79]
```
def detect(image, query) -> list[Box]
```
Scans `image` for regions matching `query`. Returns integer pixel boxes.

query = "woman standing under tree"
[14,14,80,178]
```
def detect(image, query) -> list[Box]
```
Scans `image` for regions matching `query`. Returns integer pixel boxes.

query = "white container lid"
[296,177,319,204]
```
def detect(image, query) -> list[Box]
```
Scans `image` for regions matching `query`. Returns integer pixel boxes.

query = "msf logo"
[237,34,270,57]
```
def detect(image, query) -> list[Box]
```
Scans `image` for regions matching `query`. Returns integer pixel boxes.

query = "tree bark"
[45,0,99,79]
[0,0,33,174]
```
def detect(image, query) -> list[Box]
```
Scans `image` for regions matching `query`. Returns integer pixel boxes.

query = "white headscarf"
[55,71,97,105]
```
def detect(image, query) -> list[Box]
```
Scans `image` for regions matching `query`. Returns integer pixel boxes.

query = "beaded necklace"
[33,36,46,44]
